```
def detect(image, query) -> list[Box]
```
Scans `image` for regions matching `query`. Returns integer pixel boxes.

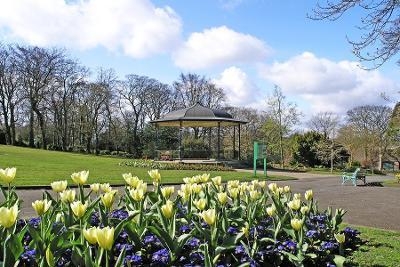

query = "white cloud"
[259,52,399,113]
[0,0,182,58]
[173,26,271,69]
[214,66,265,108]
[219,0,244,9]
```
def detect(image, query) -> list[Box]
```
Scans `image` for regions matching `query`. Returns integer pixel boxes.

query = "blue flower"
[306,230,318,238]
[152,248,169,264]
[144,235,161,245]
[110,209,129,220]
[227,226,238,234]
[186,237,200,248]
[27,217,41,228]
[235,245,245,254]
[321,241,337,251]
[21,249,36,262]
[124,255,142,265]
[180,224,192,233]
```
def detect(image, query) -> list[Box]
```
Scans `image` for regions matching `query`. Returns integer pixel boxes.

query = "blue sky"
[0,0,398,117]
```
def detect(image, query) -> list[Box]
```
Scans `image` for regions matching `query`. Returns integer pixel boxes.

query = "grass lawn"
[0,145,295,186]
[345,224,400,267]
[383,179,400,187]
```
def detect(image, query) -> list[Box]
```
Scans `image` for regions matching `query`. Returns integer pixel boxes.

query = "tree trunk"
[29,107,35,147]
[330,143,334,173]
[10,104,16,145]
[34,108,47,149]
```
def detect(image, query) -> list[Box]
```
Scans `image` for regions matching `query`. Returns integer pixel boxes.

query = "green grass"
[383,179,400,188]
[0,145,295,186]
[345,225,400,267]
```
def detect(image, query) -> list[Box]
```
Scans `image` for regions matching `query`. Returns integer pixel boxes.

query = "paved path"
[5,172,400,231]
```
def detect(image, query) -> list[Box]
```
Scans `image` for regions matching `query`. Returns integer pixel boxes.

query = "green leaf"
[333,255,346,267]
[46,246,55,267]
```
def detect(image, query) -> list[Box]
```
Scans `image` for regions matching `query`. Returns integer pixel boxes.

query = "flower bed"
[0,168,361,266]
[119,159,232,172]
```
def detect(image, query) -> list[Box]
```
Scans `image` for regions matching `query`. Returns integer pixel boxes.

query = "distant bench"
[342,168,366,186]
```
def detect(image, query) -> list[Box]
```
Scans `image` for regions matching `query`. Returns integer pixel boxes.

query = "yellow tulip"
[249,190,261,200]
[211,176,222,186]
[283,185,291,193]
[241,223,249,238]
[201,209,216,225]
[32,199,52,216]
[136,180,147,192]
[305,190,313,201]
[291,218,303,231]
[268,183,278,194]
[194,198,207,210]
[161,186,175,199]
[55,213,64,223]
[200,173,210,183]
[334,233,346,244]
[83,227,98,245]
[0,167,16,184]
[148,169,161,185]
[50,180,67,193]
[228,187,239,199]
[293,193,301,200]
[60,189,76,203]
[258,181,266,188]
[122,173,140,188]
[287,199,301,211]
[90,183,100,193]
[129,188,144,202]
[227,180,240,188]
[217,192,228,205]
[191,184,202,194]
[99,183,112,193]
[101,192,116,209]
[96,227,115,250]
[0,204,18,228]
[161,200,174,219]
[71,170,89,185]
[70,201,87,218]
[300,206,309,214]
[266,205,276,216]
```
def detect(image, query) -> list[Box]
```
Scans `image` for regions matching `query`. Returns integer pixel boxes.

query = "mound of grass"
[0,145,295,186]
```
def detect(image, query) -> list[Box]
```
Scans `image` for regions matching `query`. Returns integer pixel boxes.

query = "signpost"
[253,141,267,177]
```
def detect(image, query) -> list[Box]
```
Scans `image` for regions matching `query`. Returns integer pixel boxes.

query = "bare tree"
[266,85,302,168]
[311,0,400,68]
[346,105,392,170]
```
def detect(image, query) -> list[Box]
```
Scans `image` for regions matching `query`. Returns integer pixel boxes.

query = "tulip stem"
[105,250,110,267]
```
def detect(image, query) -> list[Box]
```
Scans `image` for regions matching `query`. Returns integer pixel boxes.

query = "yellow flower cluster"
[83,226,115,250]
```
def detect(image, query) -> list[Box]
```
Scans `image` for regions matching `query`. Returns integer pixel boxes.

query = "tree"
[265,85,301,167]
[308,112,340,172]
[346,105,392,170]
[292,131,323,167]
[311,0,400,68]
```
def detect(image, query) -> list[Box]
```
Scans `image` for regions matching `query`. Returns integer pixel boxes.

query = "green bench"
[342,168,366,186]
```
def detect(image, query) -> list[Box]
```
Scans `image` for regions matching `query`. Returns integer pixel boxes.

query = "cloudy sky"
[0,0,398,117]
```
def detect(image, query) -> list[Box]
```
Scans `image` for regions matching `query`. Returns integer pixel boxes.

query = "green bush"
[119,159,232,171]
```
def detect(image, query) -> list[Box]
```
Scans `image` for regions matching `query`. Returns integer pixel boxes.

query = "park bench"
[342,168,366,186]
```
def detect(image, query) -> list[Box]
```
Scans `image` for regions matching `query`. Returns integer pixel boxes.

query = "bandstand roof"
[150,102,247,127]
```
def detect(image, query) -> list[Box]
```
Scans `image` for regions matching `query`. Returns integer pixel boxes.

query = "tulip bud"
[191,184,202,194]
[287,199,301,210]
[217,192,228,205]
[283,185,291,193]
[258,181,266,188]
[60,189,76,203]
[100,183,112,193]
[194,198,207,210]
[268,183,278,194]
[249,190,261,200]
[305,190,313,201]
[293,193,301,200]
[90,183,100,193]
[83,227,98,245]
[241,223,249,238]
[101,192,116,209]
[71,170,89,185]
[228,187,239,199]
[0,167,16,184]
[211,176,222,186]
[32,199,52,216]
[161,200,174,219]
[70,201,87,218]
[201,209,216,225]
[50,180,68,193]
[266,205,276,216]
[291,218,303,231]
[0,204,18,228]
[200,173,210,183]
[161,186,175,199]
[130,188,144,202]
[334,233,346,244]
[300,206,309,214]
[96,227,115,250]
[123,173,140,188]
[148,169,161,185]
[228,180,240,188]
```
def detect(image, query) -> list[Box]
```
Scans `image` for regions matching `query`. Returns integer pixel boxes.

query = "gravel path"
[5,172,399,231]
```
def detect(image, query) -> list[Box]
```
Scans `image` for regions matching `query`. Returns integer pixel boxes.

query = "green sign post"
[253,141,267,177]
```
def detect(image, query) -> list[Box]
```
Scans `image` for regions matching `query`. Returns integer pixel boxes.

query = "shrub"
[0,168,362,267]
